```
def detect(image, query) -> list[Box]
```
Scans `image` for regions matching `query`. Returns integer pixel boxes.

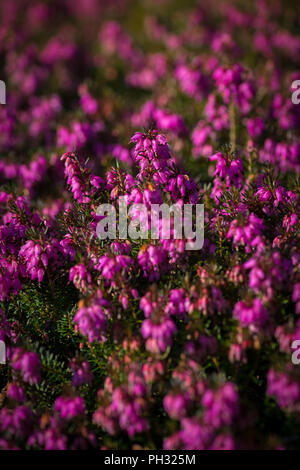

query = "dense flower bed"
[0,0,300,450]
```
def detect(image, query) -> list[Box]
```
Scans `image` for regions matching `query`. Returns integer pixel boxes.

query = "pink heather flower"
[202,382,239,429]
[60,152,91,203]
[19,155,48,194]
[210,434,235,450]
[165,288,190,318]
[0,256,23,301]
[57,120,104,155]
[179,417,213,450]
[163,393,191,419]
[70,359,93,387]
[127,371,147,398]
[0,308,14,342]
[127,53,167,89]
[210,152,243,188]
[192,121,214,157]
[132,101,187,137]
[244,252,291,298]
[165,173,198,203]
[95,254,134,283]
[93,404,118,436]
[213,64,255,114]
[283,213,297,233]
[138,244,168,281]
[227,213,264,252]
[73,295,110,343]
[141,316,177,353]
[292,283,300,314]
[30,421,68,450]
[60,234,76,260]
[90,174,105,188]
[69,263,92,292]
[233,298,269,330]
[111,144,133,166]
[110,386,149,436]
[54,396,85,420]
[19,239,61,283]
[11,349,41,385]
[228,343,247,364]
[140,291,165,318]
[175,64,209,101]
[79,84,98,115]
[130,129,171,174]
[275,326,296,353]
[204,94,229,131]
[246,117,264,139]
[142,361,164,383]
[267,369,300,410]
[196,286,227,316]
[0,405,33,439]
[7,384,25,403]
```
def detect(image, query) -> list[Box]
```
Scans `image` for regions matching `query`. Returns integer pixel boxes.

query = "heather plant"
[0,0,300,450]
